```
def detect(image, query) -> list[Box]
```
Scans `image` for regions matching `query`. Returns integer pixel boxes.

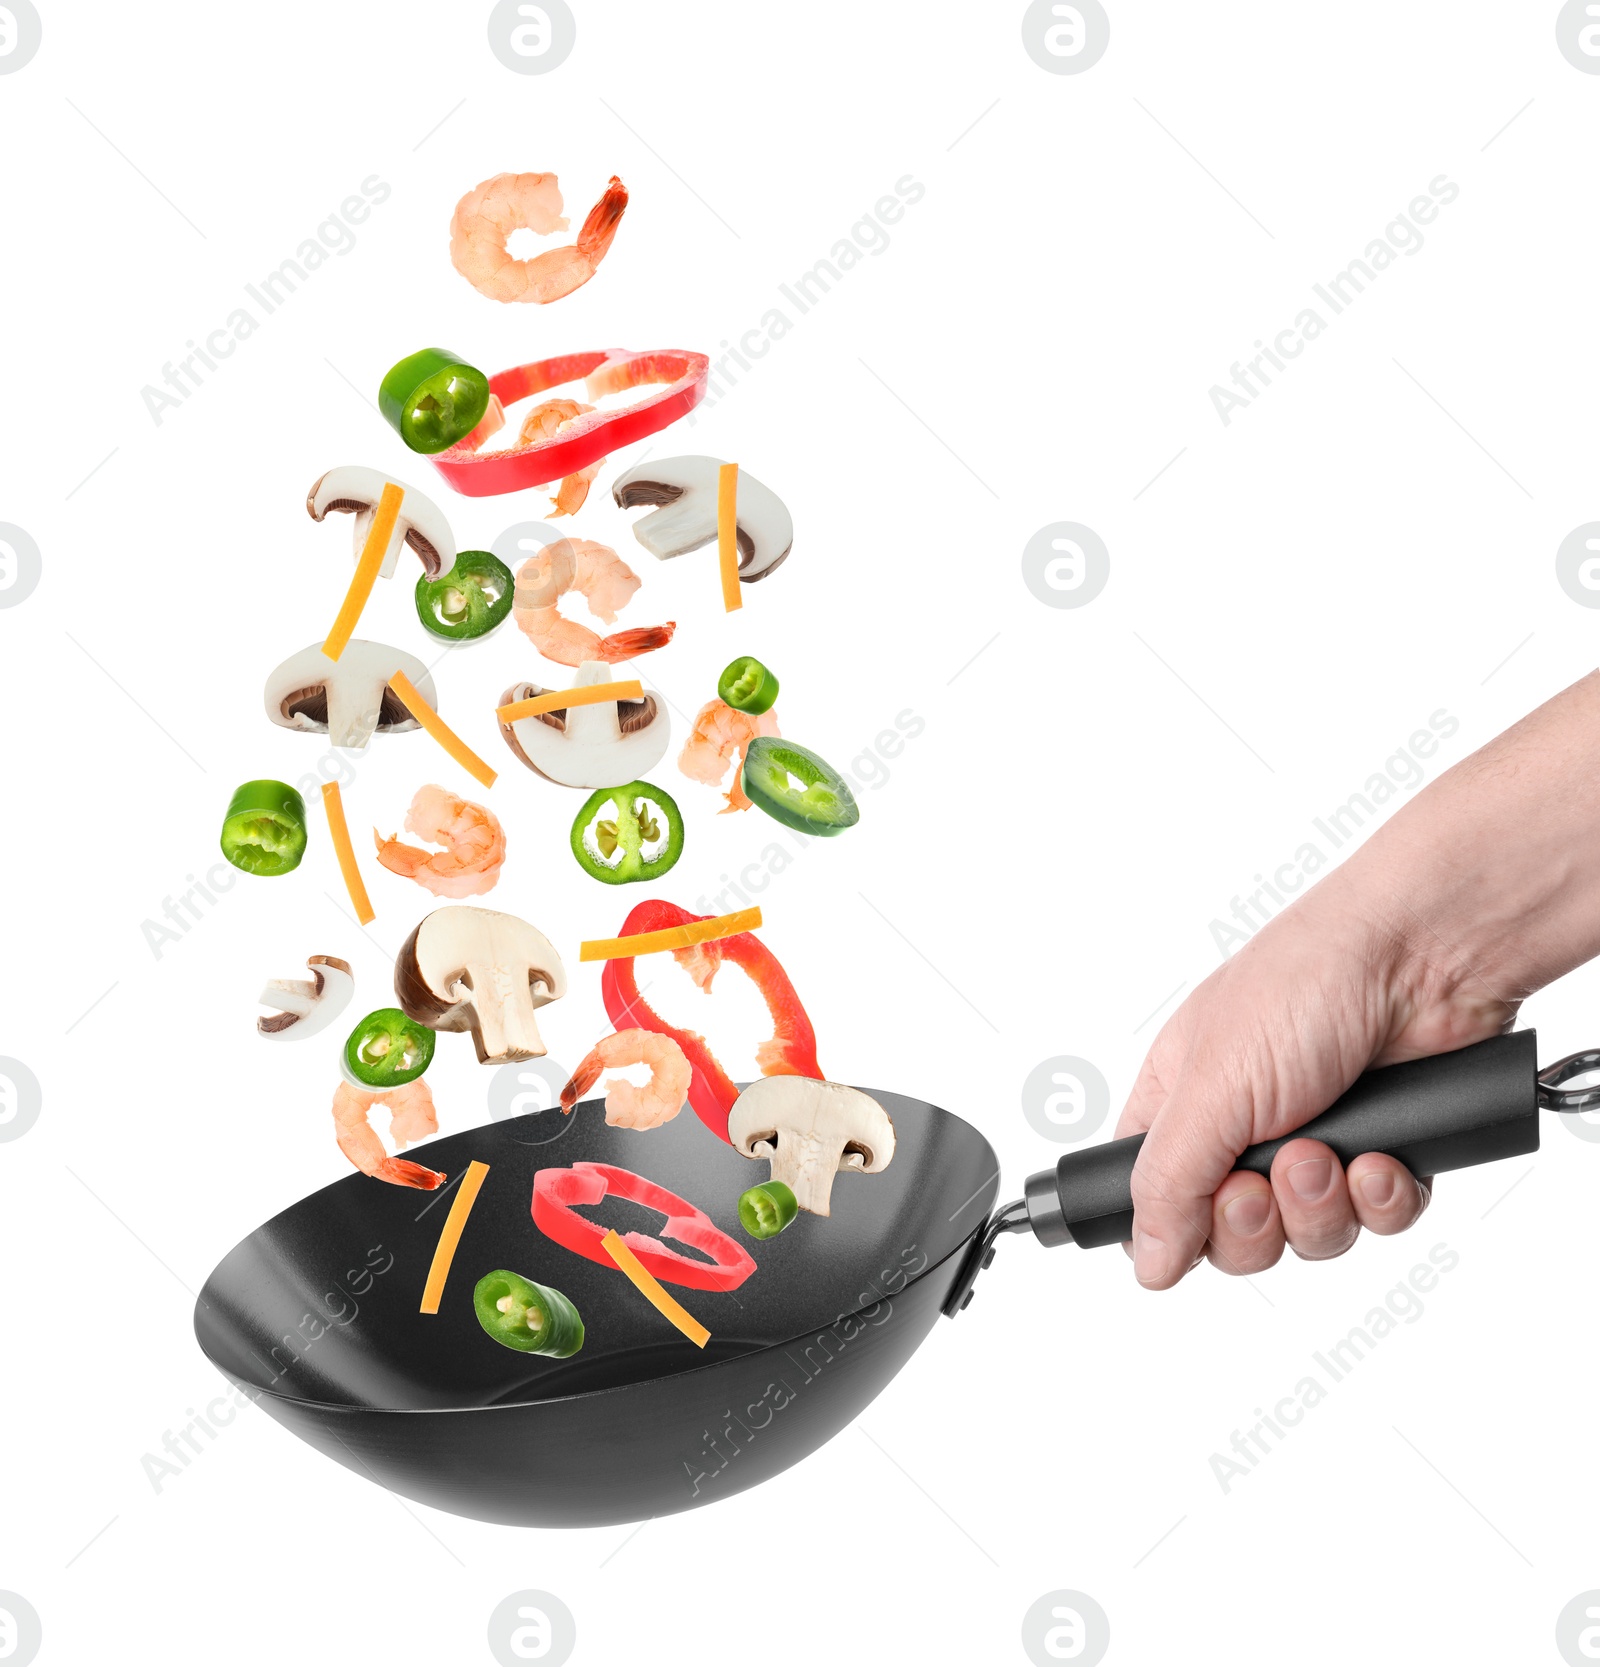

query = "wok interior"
[195,1087,999,1413]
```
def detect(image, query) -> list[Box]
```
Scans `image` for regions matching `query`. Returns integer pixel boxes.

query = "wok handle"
[1027,1030,1541,1250]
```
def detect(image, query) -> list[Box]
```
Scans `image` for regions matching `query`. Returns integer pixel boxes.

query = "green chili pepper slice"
[717,656,780,715]
[741,738,860,837]
[342,1008,436,1088]
[378,347,491,455]
[220,779,307,876]
[473,1269,586,1357]
[570,780,685,884]
[738,1181,799,1240]
[415,550,514,641]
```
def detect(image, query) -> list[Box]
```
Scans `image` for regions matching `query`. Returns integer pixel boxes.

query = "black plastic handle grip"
[1025,1030,1541,1250]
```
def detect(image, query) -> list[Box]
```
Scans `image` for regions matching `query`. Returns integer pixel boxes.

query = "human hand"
[1118,672,1600,1289]
[1117,879,1510,1289]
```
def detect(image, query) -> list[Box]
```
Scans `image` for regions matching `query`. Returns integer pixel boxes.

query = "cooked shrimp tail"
[378,1157,448,1190]
[559,1055,604,1112]
[576,175,628,266]
[596,624,677,662]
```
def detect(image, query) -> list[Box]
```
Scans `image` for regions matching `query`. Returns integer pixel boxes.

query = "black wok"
[195,1030,1582,1527]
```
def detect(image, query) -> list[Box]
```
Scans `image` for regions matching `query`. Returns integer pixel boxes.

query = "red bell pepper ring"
[531,1161,756,1293]
[426,348,710,498]
[600,899,824,1145]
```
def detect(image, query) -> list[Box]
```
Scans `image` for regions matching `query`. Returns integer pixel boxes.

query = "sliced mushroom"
[727,1078,896,1217]
[394,906,567,1064]
[258,955,354,1039]
[306,465,457,579]
[611,455,792,581]
[497,659,669,788]
[264,640,435,750]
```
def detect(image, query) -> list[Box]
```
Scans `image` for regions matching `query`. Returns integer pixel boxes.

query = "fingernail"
[1223,1190,1271,1236]
[1288,1157,1333,1201]
[1360,1170,1397,1208]
[1134,1232,1170,1286]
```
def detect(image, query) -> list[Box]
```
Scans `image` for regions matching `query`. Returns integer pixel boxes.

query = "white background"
[2,3,1599,1663]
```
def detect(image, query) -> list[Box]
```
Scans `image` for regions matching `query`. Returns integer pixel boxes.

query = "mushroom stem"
[325,679,380,751]
[752,1132,855,1217]
[458,960,548,1063]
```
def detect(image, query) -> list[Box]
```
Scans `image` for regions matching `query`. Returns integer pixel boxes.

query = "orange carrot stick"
[420,1161,490,1315]
[718,462,742,612]
[321,781,374,924]
[579,906,761,963]
[324,482,402,660]
[496,679,643,723]
[601,1229,710,1348]
[388,670,498,788]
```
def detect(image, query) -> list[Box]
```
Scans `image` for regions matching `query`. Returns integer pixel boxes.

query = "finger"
[1128,1061,1257,1289]
[1205,1172,1285,1275]
[1345,1153,1432,1236]
[1270,1137,1360,1261]
[1114,1050,1169,1140]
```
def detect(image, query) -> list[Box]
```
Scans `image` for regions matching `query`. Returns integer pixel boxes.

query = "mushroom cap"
[263,640,435,751]
[728,1078,896,1172]
[497,660,669,788]
[395,906,568,1024]
[611,455,792,581]
[306,464,457,579]
[257,955,354,1039]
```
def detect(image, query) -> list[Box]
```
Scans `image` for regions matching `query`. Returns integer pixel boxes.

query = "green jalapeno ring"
[740,738,859,837]
[379,348,491,455]
[738,1180,799,1239]
[569,780,685,884]
[473,1269,586,1357]
[220,779,308,877]
[717,655,780,715]
[342,1008,437,1088]
[415,550,515,641]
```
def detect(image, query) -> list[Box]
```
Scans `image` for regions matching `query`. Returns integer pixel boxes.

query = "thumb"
[1127,1058,1257,1290]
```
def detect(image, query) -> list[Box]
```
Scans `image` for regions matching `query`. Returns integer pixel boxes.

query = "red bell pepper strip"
[427,348,710,498]
[531,1161,756,1293]
[600,899,823,1145]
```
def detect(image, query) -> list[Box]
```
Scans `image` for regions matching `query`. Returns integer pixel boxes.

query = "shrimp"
[450,172,628,305]
[516,399,603,518]
[332,1080,446,1189]
[513,537,675,667]
[560,1030,692,1130]
[678,698,781,813]
[374,784,506,898]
